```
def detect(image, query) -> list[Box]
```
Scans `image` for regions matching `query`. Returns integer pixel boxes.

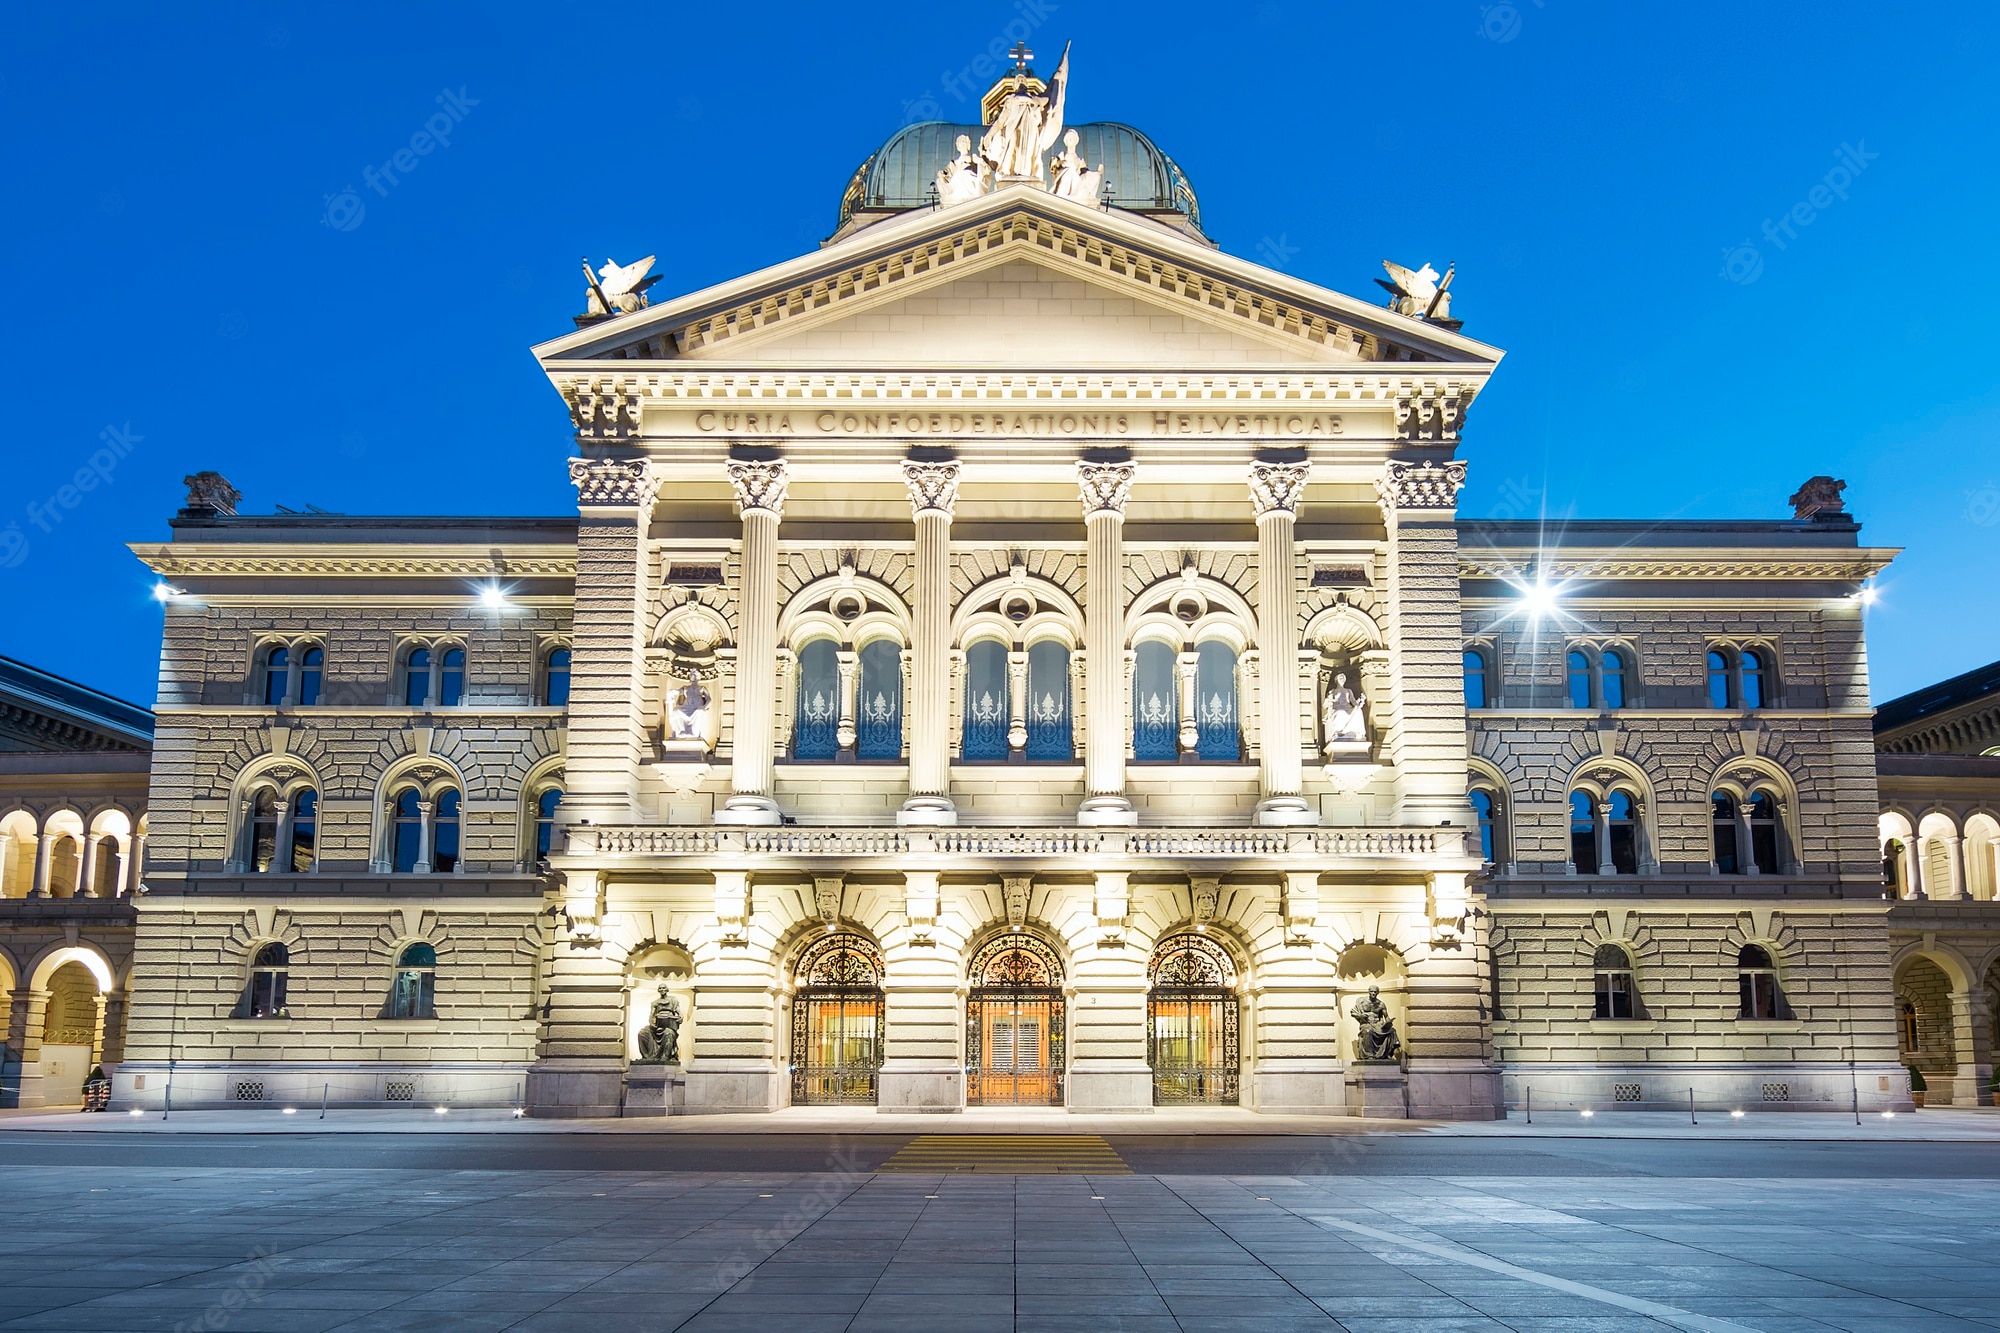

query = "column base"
[622,1064,684,1116]
[1077,795,1138,827]
[1346,1062,1409,1119]
[714,795,782,826]
[896,795,958,827]
[1255,796,1320,827]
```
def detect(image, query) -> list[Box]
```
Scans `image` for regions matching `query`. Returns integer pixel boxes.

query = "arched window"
[1707,649,1731,709]
[534,787,563,861]
[1898,997,1918,1050]
[243,942,289,1019]
[1133,641,1178,762]
[298,647,323,706]
[1737,943,1783,1019]
[1740,649,1768,710]
[1025,639,1072,761]
[391,789,424,873]
[961,640,1009,761]
[1468,783,1504,864]
[387,943,437,1019]
[792,639,840,760]
[263,647,291,706]
[542,647,571,707]
[403,647,432,707]
[1566,650,1592,709]
[1748,792,1781,874]
[1592,943,1636,1019]
[439,648,465,707]
[432,789,460,873]
[1193,640,1239,761]
[1882,837,1906,895]
[1569,790,1599,875]
[246,790,280,872]
[1712,792,1741,874]
[289,790,317,872]
[855,639,902,760]
[1600,650,1627,709]
[1463,649,1489,709]
[1606,790,1639,875]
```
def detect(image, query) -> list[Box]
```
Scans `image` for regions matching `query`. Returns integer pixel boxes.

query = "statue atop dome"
[1049,128,1103,205]
[935,133,988,207]
[979,42,1070,182]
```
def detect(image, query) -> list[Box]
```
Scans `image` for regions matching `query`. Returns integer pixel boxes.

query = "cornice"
[130,544,577,579]
[1459,550,1897,581]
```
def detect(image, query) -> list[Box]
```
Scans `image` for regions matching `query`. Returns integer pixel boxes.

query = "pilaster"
[1077,461,1137,826]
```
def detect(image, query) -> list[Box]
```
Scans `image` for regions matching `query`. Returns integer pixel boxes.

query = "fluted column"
[1076,462,1137,825]
[900,461,960,825]
[717,460,788,825]
[1250,461,1316,824]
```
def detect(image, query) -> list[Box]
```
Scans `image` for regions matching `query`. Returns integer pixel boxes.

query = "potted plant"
[1907,1065,1926,1108]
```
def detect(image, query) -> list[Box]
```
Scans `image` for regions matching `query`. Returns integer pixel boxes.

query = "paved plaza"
[2,1119,1999,1331]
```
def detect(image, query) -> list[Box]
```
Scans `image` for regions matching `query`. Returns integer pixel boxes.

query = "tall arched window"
[391,789,424,873]
[855,640,903,760]
[290,790,317,872]
[1025,640,1072,761]
[534,787,563,861]
[1606,790,1639,875]
[1592,943,1636,1019]
[1566,650,1592,709]
[1469,786,1501,863]
[961,640,1009,761]
[404,647,433,707]
[439,648,465,707]
[1463,649,1489,709]
[298,647,323,706]
[263,647,291,706]
[246,790,280,872]
[1748,792,1781,874]
[1707,649,1731,709]
[243,943,289,1019]
[1569,791,1598,875]
[387,943,437,1019]
[1193,641,1239,761]
[1600,650,1627,709]
[542,647,571,707]
[1740,649,1768,709]
[1133,641,1178,762]
[793,639,840,761]
[432,789,460,873]
[1737,944,1783,1019]
[1712,792,1741,875]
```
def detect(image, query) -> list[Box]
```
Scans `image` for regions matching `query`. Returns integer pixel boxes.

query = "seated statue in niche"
[634,992,682,1065]
[1322,671,1369,750]
[666,674,711,744]
[1350,984,1401,1062]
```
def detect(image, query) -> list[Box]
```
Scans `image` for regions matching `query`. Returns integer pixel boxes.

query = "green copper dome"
[837,121,1203,237]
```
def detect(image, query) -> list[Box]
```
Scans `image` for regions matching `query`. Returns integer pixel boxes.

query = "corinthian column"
[1077,461,1137,826]
[900,460,960,826]
[717,459,789,825]
[1249,461,1317,826]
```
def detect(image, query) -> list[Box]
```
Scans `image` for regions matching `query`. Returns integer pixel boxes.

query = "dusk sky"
[3,2,1995,706]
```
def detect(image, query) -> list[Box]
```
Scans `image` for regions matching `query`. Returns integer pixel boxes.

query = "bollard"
[1525,1085,1532,1125]
[319,1082,329,1120]
[1689,1088,1697,1125]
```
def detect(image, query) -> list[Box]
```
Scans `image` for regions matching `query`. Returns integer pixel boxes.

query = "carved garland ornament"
[902,460,962,516]
[727,460,789,518]
[1076,461,1136,516]
[1376,459,1467,511]
[1247,461,1311,518]
[568,458,656,508]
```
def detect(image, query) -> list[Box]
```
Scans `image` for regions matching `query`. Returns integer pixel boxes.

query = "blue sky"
[2,2,1995,707]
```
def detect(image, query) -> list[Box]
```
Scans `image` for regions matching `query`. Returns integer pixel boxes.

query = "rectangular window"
[1594,971,1633,1020]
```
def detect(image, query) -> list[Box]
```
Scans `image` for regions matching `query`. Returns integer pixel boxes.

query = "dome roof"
[837,121,1203,237]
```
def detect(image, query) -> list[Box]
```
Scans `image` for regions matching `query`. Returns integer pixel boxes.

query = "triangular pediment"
[534,187,1501,372]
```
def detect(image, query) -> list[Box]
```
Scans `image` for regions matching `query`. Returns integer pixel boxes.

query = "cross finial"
[1008,42,1033,74]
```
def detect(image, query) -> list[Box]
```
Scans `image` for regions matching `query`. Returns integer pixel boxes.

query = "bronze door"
[1148,988,1239,1104]
[967,988,1064,1105]
[791,989,883,1104]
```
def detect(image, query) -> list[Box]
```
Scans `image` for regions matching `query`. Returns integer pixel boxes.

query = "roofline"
[1873,657,2000,734]
[0,653,155,742]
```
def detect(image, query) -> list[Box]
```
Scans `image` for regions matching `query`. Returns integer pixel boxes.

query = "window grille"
[385,1079,416,1102]
[1761,1082,1790,1102]
[233,1081,266,1101]
[1613,1083,1642,1102]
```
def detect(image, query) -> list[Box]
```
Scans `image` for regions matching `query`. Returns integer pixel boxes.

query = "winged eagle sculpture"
[582,255,661,317]
[1376,259,1455,322]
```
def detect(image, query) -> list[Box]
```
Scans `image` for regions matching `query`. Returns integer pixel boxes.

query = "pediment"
[534,188,1500,371]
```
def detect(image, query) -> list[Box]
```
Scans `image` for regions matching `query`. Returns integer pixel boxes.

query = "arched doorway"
[789,933,884,1105]
[966,935,1065,1106]
[39,961,102,1105]
[1148,933,1239,1105]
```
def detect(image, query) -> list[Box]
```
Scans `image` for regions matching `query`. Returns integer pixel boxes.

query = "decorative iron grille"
[1148,933,1239,1105]
[791,933,885,1104]
[233,1081,266,1102]
[967,935,1066,1105]
[384,1078,416,1102]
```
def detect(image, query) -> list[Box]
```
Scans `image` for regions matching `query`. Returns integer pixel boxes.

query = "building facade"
[0,655,152,1107]
[117,62,1913,1117]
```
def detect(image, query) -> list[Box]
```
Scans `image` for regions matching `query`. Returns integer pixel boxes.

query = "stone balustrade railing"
[572,824,1468,862]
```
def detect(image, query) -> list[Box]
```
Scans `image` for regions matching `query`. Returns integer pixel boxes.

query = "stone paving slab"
[2,1164,1998,1331]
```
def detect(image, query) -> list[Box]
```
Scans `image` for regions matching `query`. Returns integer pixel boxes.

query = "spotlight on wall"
[1852,584,1880,606]
[478,583,510,611]
[151,582,183,604]
[1518,578,1560,622]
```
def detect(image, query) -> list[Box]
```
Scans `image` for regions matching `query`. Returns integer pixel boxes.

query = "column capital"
[1076,461,1136,517]
[568,457,658,509]
[727,459,789,518]
[1248,461,1311,519]
[902,460,961,517]
[1375,459,1467,511]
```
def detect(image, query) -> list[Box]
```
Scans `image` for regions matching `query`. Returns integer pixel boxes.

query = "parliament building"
[36,56,1977,1119]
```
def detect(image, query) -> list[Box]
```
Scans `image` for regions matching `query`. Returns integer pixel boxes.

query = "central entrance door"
[966,935,1066,1106]
[1148,934,1240,1105]
[790,933,885,1105]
